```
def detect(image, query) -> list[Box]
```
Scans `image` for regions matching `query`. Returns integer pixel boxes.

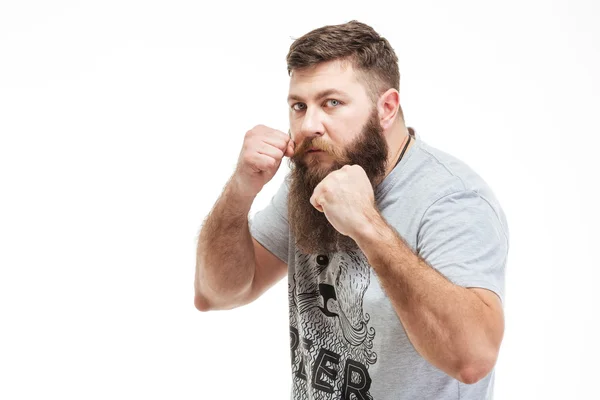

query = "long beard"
[287,109,389,254]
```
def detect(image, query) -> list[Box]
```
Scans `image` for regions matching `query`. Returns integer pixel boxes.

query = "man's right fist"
[232,125,295,197]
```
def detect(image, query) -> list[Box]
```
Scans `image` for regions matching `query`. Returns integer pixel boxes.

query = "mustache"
[290,138,346,163]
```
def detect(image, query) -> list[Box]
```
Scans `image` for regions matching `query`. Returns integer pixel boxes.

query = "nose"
[292,108,325,144]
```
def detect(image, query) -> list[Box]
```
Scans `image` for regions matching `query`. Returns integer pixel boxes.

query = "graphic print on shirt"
[289,249,377,400]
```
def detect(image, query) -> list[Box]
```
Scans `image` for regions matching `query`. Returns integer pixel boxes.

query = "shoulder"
[412,140,507,229]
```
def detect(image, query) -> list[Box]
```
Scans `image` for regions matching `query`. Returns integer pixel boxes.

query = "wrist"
[352,207,389,246]
[229,173,259,200]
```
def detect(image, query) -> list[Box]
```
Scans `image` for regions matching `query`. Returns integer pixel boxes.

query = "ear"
[376,88,401,130]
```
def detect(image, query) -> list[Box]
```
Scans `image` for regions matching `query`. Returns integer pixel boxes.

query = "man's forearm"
[195,177,257,310]
[353,210,499,383]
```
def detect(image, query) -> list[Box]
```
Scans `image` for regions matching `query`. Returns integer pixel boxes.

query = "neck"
[383,122,413,178]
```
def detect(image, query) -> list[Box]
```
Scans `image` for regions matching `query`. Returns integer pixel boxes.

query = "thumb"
[284,139,295,158]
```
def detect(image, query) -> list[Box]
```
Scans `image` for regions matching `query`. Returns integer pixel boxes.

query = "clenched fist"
[232,125,295,197]
[310,164,377,239]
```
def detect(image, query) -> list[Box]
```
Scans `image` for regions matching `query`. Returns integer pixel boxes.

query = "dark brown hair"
[286,20,400,111]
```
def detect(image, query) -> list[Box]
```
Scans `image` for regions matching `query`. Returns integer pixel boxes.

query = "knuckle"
[241,143,253,156]
[248,124,265,136]
[241,153,253,165]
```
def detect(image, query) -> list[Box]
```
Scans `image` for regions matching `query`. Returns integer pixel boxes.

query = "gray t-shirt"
[249,132,509,400]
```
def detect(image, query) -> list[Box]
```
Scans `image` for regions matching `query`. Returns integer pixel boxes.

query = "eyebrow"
[287,89,349,103]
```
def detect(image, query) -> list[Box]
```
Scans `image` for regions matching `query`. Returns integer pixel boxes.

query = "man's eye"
[292,103,306,111]
[325,99,341,107]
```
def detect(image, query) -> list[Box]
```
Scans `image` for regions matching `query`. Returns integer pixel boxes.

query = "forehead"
[288,60,368,99]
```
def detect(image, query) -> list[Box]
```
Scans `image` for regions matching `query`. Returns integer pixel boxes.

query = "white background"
[1,0,598,399]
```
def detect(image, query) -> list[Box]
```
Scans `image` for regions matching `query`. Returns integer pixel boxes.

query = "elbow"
[457,365,489,385]
[194,259,215,312]
[194,286,250,312]
[456,351,498,385]
[194,292,212,312]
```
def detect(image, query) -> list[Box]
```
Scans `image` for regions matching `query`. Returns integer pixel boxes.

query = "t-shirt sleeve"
[248,176,291,264]
[416,190,509,304]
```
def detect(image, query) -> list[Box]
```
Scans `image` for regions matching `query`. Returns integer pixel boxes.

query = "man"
[195,20,508,400]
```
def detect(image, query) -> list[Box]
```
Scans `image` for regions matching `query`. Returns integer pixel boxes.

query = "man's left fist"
[310,164,377,238]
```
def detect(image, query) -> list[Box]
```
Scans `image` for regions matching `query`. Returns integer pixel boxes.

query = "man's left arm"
[309,165,508,385]
[353,208,505,385]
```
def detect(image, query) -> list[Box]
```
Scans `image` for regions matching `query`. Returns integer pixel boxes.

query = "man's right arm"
[194,125,294,312]
[194,178,287,311]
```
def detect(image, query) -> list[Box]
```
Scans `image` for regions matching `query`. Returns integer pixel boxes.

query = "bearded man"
[195,20,508,400]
